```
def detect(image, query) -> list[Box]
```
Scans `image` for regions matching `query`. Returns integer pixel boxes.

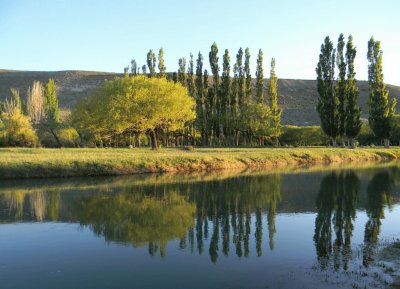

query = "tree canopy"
[72,75,196,149]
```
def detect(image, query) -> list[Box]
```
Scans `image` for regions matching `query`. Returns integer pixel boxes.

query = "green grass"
[1,147,400,179]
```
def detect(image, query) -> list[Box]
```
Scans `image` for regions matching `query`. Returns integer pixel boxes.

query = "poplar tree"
[158,48,166,78]
[209,42,220,109]
[367,37,396,148]
[43,78,61,146]
[236,48,246,107]
[255,49,264,104]
[230,63,240,146]
[209,42,220,142]
[187,53,195,97]
[221,49,231,120]
[43,79,60,124]
[345,35,362,148]
[146,49,157,77]
[316,36,340,146]
[244,48,252,102]
[336,34,347,144]
[195,52,206,144]
[268,58,282,142]
[142,65,147,75]
[231,63,239,113]
[178,58,187,87]
[130,59,138,76]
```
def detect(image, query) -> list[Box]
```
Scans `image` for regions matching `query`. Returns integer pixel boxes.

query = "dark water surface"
[1,165,400,289]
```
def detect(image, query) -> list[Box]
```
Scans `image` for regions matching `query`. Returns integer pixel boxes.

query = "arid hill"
[1,70,399,125]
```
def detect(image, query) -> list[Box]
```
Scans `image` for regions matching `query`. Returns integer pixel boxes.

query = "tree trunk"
[341,137,346,148]
[349,137,356,149]
[149,130,158,150]
[332,139,337,147]
[384,138,390,148]
[50,128,62,147]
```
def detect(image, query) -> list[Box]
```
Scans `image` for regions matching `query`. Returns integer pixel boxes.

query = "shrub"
[280,125,330,146]
[58,127,80,147]
[0,110,39,147]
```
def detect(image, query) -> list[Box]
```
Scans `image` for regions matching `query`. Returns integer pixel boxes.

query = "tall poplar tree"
[178,58,187,87]
[43,79,60,124]
[268,58,282,142]
[220,49,231,144]
[209,42,220,108]
[336,34,347,143]
[244,48,252,102]
[221,49,231,120]
[255,49,264,104]
[195,52,206,144]
[187,53,195,97]
[367,37,396,148]
[316,36,340,146]
[130,59,138,76]
[345,35,362,148]
[236,48,246,107]
[158,48,166,78]
[231,63,239,113]
[146,49,157,77]
[43,78,61,146]
[209,42,220,142]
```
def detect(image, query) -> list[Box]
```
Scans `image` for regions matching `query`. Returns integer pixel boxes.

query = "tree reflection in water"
[0,167,397,266]
[363,170,393,267]
[314,171,359,270]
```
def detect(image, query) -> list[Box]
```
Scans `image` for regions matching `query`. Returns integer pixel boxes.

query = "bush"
[0,110,39,147]
[58,127,80,147]
[357,122,379,146]
[280,125,330,146]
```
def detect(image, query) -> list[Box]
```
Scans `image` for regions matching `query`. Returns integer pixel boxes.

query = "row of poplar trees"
[127,42,282,146]
[316,34,396,148]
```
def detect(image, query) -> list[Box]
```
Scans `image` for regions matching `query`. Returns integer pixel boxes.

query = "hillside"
[1,70,399,125]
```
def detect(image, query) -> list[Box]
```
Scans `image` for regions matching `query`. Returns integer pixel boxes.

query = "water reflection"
[314,172,359,270]
[0,167,398,268]
[363,170,394,267]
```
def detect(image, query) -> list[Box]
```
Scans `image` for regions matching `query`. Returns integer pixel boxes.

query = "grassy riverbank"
[1,147,400,179]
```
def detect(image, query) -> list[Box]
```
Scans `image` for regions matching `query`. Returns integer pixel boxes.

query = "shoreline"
[1,147,400,179]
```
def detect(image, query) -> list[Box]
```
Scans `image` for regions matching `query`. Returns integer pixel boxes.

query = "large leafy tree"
[367,37,396,147]
[345,35,362,147]
[72,76,196,149]
[316,36,340,146]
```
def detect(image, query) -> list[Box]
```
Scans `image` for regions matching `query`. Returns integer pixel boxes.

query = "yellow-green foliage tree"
[72,75,196,149]
[0,99,39,147]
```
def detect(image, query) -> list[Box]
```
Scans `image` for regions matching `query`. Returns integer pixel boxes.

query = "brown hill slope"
[0,70,399,125]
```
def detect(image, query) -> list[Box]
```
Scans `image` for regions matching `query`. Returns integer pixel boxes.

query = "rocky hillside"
[1,70,399,125]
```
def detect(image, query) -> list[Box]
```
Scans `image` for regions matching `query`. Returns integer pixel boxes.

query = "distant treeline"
[0,38,398,148]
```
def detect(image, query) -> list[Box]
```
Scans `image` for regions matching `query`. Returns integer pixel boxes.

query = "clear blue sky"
[1,0,399,85]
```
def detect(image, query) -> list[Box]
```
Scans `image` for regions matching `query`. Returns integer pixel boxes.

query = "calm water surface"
[1,165,400,289]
